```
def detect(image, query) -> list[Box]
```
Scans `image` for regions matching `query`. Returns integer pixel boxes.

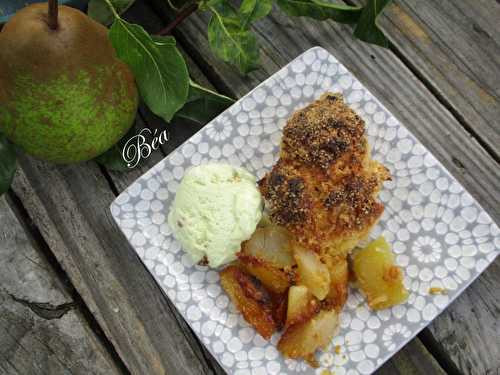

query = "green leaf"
[239,0,273,29]
[109,19,190,122]
[88,0,135,26]
[0,134,16,196]
[95,123,139,171]
[277,0,362,23]
[174,81,235,124]
[207,3,260,74]
[353,0,391,47]
[95,144,129,171]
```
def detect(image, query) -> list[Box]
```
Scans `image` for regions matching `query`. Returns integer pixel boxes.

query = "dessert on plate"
[168,92,408,367]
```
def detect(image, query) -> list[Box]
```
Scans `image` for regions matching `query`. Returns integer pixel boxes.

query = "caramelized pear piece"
[220,266,277,339]
[242,225,295,268]
[294,246,330,300]
[238,254,294,294]
[285,285,320,328]
[323,254,349,311]
[352,237,408,310]
[278,309,338,360]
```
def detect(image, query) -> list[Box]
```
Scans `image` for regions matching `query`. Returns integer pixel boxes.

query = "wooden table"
[1,0,499,374]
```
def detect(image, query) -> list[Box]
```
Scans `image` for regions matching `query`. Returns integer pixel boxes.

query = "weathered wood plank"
[146,1,500,374]
[425,258,500,375]
[11,148,216,375]
[325,3,500,372]
[376,338,446,375]
[0,196,122,375]
[371,0,500,159]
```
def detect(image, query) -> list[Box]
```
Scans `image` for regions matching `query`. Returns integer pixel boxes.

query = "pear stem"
[48,0,58,30]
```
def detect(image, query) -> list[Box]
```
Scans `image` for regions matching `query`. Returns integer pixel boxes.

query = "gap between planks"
[418,329,461,375]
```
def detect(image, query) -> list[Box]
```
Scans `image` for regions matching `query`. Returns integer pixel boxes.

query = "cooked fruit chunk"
[242,225,295,268]
[294,246,331,300]
[278,309,338,360]
[220,266,277,339]
[352,237,408,310]
[238,254,294,294]
[286,285,320,328]
[323,255,349,311]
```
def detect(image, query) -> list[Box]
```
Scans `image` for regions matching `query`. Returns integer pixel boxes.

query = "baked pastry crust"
[259,93,390,256]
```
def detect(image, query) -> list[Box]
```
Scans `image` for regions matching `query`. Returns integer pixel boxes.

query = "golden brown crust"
[281,92,366,170]
[259,93,390,255]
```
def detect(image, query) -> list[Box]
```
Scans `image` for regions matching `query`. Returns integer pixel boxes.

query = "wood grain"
[146,1,500,374]
[11,148,217,375]
[425,258,500,375]
[372,0,500,159]
[376,338,446,375]
[0,196,121,375]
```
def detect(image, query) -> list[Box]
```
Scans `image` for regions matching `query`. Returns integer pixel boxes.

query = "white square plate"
[110,47,499,375]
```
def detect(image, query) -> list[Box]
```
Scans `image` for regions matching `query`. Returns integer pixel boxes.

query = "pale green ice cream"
[168,163,263,267]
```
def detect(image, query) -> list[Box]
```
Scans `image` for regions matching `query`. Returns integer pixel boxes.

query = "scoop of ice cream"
[168,163,262,267]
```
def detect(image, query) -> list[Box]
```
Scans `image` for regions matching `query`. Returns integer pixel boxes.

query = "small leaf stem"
[157,2,199,36]
[166,0,179,11]
[48,0,58,29]
[103,0,121,19]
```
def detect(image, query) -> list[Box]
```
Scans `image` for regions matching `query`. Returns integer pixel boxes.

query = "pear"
[0,3,138,164]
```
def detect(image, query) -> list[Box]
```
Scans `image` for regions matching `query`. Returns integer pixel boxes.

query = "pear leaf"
[174,81,235,125]
[109,18,190,122]
[353,0,392,47]
[207,1,260,74]
[95,143,130,171]
[0,134,16,196]
[277,0,362,23]
[88,0,136,26]
[239,0,273,29]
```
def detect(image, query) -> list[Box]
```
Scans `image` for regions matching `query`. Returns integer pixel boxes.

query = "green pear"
[0,3,138,164]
